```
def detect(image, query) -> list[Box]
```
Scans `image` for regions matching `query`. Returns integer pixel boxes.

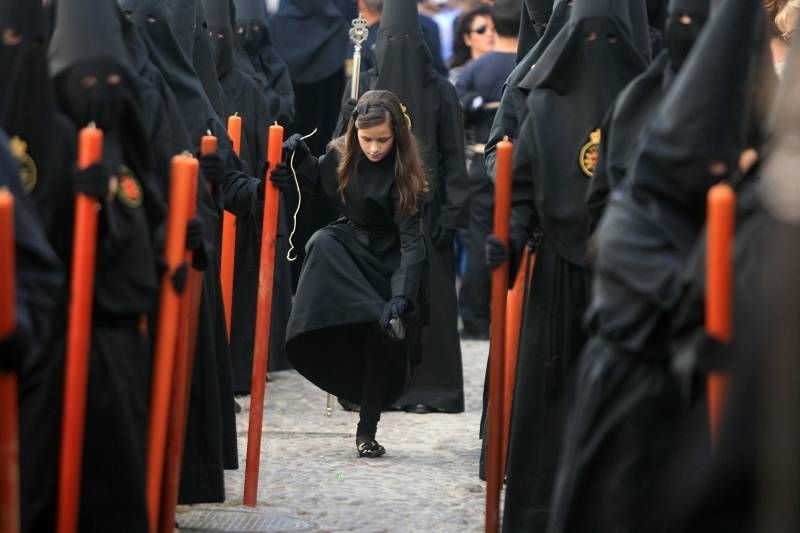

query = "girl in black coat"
[272,90,429,457]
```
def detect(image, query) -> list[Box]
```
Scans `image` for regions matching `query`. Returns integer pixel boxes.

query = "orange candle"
[158,158,202,533]
[243,123,284,506]
[486,137,513,533]
[502,245,533,473]
[221,116,242,339]
[0,189,19,533]
[201,134,217,157]
[146,155,197,532]
[0,190,13,338]
[57,125,103,533]
[705,182,736,447]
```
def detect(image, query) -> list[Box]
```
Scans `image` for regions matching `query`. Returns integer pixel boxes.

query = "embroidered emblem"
[116,165,142,208]
[579,128,601,177]
[9,136,38,193]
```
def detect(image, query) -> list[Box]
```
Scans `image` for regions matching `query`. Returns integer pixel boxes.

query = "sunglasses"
[470,25,492,35]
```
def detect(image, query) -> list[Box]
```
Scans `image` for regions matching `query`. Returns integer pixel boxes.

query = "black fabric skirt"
[502,239,590,533]
[20,324,151,533]
[547,338,684,533]
[287,225,417,406]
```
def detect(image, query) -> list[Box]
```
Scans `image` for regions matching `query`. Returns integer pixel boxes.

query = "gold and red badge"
[116,165,142,208]
[579,128,602,177]
[9,136,38,193]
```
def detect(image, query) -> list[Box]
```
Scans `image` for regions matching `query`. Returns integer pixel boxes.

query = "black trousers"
[458,155,494,336]
[357,331,390,439]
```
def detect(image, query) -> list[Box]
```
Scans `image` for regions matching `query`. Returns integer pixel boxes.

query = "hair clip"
[399,102,412,130]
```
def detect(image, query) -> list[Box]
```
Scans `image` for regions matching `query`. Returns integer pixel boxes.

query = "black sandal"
[356,437,386,458]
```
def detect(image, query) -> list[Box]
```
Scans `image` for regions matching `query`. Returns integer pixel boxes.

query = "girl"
[271,90,429,457]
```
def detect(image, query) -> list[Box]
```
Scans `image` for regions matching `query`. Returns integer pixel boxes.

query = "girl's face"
[358,121,395,162]
[464,15,495,59]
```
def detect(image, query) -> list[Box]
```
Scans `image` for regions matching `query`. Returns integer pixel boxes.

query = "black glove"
[341,98,358,120]
[282,133,310,165]
[199,152,225,186]
[185,217,204,251]
[74,162,110,199]
[268,162,292,191]
[485,234,508,268]
[380,296,410,341]
[0,330,30,373]
[431,224,455,249]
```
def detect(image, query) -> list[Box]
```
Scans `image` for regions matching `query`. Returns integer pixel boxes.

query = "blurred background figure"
[455,0,520,340]
[448,4,495,85]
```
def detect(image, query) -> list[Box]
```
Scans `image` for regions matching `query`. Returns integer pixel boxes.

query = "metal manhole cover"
[177,508,317,532]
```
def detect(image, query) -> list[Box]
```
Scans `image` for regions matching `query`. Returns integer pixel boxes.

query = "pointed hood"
[269,0,348,84]
[516,0,553,60]
[48,0,131,77]
[665,0,710,71]
[202,0,235,75]
[631,0,771,227]
[0,0,48,109]
[119,0,231,152]
[372,0,436,146]
[520,0,651,95]
[233,0,272,54]
[513,0,572,93]
[515,0,650,266]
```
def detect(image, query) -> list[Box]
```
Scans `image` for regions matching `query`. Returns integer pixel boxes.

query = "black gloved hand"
[268,162,292,191]
[74,162,110,199]
[341,98,358,120]
[431,224,455,249]
[282,133,310,165]
[380,296,409,326]
[199,152,225,186]
[380,296,410,341]
[0,330,30,373]
[185,217,204,251]
[485,234,508,268]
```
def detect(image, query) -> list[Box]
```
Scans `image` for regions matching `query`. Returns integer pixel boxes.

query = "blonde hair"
[776,0,800,33]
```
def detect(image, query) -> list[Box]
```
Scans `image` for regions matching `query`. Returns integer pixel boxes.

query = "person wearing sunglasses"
[448,5,496,85]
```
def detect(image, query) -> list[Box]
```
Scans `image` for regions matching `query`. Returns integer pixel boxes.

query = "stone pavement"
[177,339,491,532]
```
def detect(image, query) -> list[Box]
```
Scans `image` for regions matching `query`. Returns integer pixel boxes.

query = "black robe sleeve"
[507,113,540,282]
[484,83,523,183]
[391,202,426,302]
[435,79,470,230]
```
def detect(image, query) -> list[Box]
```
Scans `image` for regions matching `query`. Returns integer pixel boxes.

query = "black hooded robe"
[547,1,773,531]
[500,1,652,530]
[39,0,167,528]
[203,0,293,394]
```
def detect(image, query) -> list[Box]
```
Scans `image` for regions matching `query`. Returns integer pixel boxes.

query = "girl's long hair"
[334,90,429,216]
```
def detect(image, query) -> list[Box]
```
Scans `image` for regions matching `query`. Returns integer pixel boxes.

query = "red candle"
[146,155,197,532]
[221,116,242,338]
[243,123,284,506]
[705,182,736,447]
[227,115,242,157]
[0,188,19,533]
[0,190,13,338]
[57,125,103,533]
[486,136,513,533]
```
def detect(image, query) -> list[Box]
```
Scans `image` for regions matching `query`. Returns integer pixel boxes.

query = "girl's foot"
[356,436,386,458]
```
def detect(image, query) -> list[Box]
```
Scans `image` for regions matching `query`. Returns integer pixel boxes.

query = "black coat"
[286,146,427,406]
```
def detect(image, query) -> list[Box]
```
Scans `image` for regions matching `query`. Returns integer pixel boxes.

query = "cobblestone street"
[177,339,490,532]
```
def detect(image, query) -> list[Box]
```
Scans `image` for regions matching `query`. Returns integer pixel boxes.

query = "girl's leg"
[356,329,389,456]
